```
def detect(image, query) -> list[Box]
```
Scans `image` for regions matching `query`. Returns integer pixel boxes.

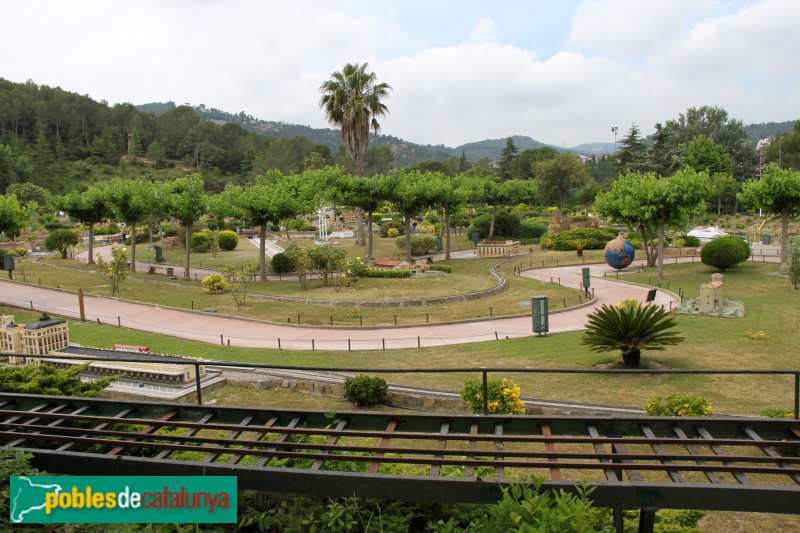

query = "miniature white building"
[696,274,724,313]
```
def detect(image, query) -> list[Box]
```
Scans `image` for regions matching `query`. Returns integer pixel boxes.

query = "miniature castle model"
[546,208,599,234]
[696,273,724,313]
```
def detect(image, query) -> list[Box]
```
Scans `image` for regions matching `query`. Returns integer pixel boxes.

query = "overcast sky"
[4,0,799,148]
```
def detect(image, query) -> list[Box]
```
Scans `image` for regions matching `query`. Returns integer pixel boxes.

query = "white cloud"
[567,0,715,56]
[469,18,496,43]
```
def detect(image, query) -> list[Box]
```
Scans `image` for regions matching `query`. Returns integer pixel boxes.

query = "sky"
[4,0,799,148]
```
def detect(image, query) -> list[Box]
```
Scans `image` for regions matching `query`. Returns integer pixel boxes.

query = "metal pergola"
[1,393,799,532]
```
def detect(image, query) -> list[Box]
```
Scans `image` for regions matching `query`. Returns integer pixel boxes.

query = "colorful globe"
[604,238,635,270]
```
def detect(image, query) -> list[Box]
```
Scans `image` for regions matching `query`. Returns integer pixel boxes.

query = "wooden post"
[78,288,86,323]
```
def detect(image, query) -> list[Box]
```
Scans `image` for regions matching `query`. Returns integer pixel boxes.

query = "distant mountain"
[745,120,798,143]
[136,101,796,165]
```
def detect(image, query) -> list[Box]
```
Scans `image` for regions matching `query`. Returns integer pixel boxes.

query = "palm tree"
[320,62,391,245]
[582,303,683,368]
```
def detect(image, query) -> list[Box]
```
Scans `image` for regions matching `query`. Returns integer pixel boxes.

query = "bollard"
[495,332,499,340]
[417,336,421,348]
[195,363,203,405]
[117,316,121,327]
[227,339,230,346]
[348,339,351,351]
[220,334,224,346]
[297,314,301,324]
[490,307,493,317]
[191,301,194,310]
[30,300,34,310]
[426,313,429,324]
[394,314,397,325]
[278,338,281,350]
[330,316,333,326]
[382,338,385,350]
[359,316,363,326]
[96,318,101,325]
[312,339,315,351]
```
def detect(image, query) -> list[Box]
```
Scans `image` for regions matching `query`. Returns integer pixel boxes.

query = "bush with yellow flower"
[644,393,713,417]
[460,378,526,415]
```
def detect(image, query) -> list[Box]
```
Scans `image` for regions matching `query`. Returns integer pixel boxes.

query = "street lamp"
[611,126,618,152]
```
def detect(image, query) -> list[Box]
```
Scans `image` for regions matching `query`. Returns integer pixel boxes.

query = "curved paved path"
[0,260,673,353]
[1,250,778,351]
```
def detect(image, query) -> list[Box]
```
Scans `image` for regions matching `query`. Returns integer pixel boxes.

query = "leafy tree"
[595,169,710,279]
[0,193,36,240]
[708,172,738,215]
[497,137,517,180]
[765,121,800,170]
[416,172,470,259]
[0,143,33,194]
[44,228,79,258]
[682,135,733,175]
[362,145,394,177]
[513,147,559,180]
[738,163,800,268]
[218,172,302,279]
[163,174,208,280]
[96,243,128,296]
[306,244,347,286]
[614,123,649,173]
[649,122,681,177]
[320,62,391,245]
[535,152,589,208]
[325,169,384,260]
[5,182,47,207]
[103,178,157,273]
[582,302,684,368]
[56,185,110,264]
[220,260,258,306]
[662,105,758,180]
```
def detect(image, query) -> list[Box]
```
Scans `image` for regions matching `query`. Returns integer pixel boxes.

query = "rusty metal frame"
[2,393,799,530]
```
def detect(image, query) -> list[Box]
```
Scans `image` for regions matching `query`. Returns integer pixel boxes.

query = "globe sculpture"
[604,238,636,270]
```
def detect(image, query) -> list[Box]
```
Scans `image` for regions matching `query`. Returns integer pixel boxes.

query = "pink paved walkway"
[2,252,778,351]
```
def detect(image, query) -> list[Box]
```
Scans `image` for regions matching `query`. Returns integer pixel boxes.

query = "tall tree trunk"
[444,205,452,260]
[488,205,497,240]
[259,223,268,281]
[367,210,374,260]
[355,208,366,246]
[87,223,95,265]
[656,221,665,281]
[638,225,655,268]
[184,225,191,280]
[129,224,137,273]
[780,209,790,273]
[404,215,412,261]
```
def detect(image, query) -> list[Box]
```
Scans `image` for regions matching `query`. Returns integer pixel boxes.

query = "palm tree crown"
[320,62,391,176]
[582,303,684,368]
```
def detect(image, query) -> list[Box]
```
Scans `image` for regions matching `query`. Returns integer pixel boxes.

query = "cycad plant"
[582,302,684,368]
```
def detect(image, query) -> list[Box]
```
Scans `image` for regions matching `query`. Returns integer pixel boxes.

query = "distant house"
[329,230,355,239]
[477,240,520,258]
[372,258,429,274]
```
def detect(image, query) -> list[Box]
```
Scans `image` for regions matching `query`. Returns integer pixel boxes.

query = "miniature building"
[0,313,205,385]
[477,240,520,258]
[696,273,724,313]
[329,230,355,239]
[546,208,599,234]
[371,258,429,274]
[341,211,360,223]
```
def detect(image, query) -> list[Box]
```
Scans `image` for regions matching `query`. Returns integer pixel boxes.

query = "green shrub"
[552,228,616,251]
[343,375,388,406]
[644,393,713,417]
[44,229,79,258]
[520,219,548,239]
[201,274,228,293]
[190,231,210,253]
[460,378,525,414]
[538,232,556,249]
[429,264,452,273]
[701,236,749,271]
[380,220,405,238]
[217,229,239,251]
[387,227,399,238]
[271,252,293,273]
[364,269,411,278]
[466,209,523,239]
[395,235,438,255]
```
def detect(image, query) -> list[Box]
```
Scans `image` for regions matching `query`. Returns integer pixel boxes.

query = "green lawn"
[4,259,797,416]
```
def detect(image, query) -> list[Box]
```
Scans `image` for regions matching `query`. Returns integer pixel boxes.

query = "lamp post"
[611,126,618,152]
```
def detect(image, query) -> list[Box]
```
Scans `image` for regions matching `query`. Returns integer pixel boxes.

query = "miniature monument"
[676,273,745,318]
